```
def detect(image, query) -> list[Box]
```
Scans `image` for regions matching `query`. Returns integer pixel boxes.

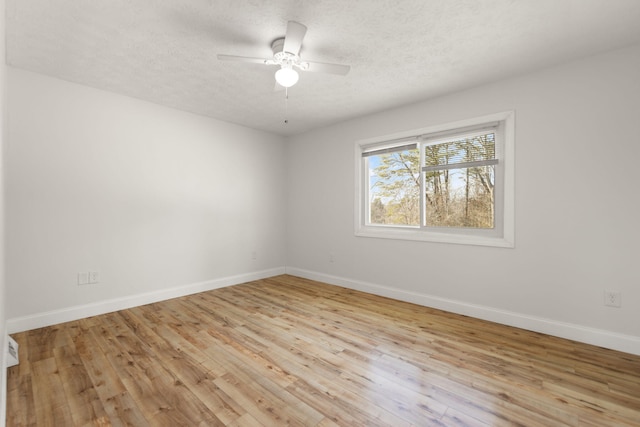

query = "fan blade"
[217,54,269,65]
[283,21,307,55]
[305,61,351,75]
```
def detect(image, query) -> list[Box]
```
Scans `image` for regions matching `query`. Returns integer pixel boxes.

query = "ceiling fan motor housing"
[218,21,348,79]
[271,38,308,70]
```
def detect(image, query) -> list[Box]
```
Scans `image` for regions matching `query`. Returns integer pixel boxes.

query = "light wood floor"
[6,275,640,426]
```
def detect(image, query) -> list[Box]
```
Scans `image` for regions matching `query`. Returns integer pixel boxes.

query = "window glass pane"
[367,147,420,226]
[424,165,495,228]
[423,134,495,228]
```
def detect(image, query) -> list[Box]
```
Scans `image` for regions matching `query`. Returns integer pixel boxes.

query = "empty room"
[1,1,640,426]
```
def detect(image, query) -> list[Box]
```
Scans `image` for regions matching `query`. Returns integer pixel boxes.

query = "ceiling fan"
[217,21,350,88]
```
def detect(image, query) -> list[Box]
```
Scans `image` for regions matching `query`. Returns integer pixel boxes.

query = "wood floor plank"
[68,321,150,427]
[53,345,111,426]
[99,311,224,426]
[30,357,74,427]
[6,366,36,427]
[7,275,640,426]
[120,307,245,425]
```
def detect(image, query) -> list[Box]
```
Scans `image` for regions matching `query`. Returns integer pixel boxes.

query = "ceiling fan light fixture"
[218,21,350,92]
[275,66,299,87]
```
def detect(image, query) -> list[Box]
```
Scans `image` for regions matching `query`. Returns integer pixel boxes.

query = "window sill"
[355,226,514,248]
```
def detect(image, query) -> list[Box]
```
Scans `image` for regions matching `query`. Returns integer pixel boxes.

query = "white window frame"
[355,111,515,248]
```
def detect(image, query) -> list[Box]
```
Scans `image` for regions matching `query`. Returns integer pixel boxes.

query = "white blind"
[422,131,498,172]
[361,138,417,157]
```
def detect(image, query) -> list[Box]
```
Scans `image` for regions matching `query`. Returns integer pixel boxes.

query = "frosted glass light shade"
[275,67,299,87]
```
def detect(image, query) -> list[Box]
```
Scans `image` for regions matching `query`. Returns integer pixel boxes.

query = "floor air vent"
[7,336,19,368]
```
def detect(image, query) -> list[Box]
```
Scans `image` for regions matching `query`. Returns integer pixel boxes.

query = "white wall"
[5,69,286,328]
[286,44,640,354]
[4,42,639,358]
[1,0,8,424]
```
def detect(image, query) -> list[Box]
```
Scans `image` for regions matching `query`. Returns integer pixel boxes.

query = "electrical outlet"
[89,271,100,284]
[251,251,257,260]
[329,252,335,263]
[78,272,89,285]
[604,290,621,308]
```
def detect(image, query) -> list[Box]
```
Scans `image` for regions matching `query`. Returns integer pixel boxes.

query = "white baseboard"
[7,266,640,356]
[6,267,285,334]
[285,267,640,356]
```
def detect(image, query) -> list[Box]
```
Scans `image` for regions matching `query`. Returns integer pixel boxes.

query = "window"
[355,112,514,247]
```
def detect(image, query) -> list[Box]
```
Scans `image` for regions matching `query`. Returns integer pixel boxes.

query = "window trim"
[354,111,515,248]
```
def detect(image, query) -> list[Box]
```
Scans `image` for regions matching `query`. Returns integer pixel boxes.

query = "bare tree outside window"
[368,147,420,226]
[423,133,495,228]
[367,133,495,229]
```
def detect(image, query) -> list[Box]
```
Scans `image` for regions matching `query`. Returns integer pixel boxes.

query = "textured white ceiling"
[7,0,640,136]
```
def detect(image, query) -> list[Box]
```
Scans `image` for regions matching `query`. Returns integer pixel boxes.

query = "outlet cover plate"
[78,272,89,285]
[604,290,621,307]
[89,271,100,284]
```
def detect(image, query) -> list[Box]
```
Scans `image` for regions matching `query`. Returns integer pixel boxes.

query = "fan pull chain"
[284,88,289,124]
